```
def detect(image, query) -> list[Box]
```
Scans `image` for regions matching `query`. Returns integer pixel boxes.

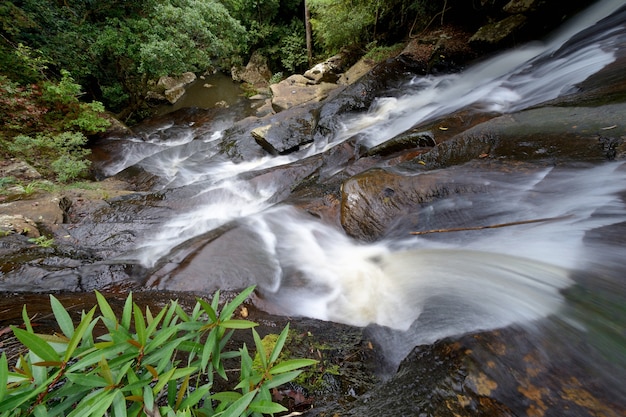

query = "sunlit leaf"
[95,291,117,326]
[50,295,74,339]
[65,373,109,388]
[252,328,266,370]
[121,292,133,329]
[64,306,97,362]
[196,298,218,323]
[269,322,288,364]
[11,327,60,363]
[262,370,302,390]
[248,399,287,414]
[269,358,318,374]
[21,305,33,334]
[216,389,257,417]
[219,286,255,322]
[112,390,128,417]
[133,303,146,346]
[220,319,257,329]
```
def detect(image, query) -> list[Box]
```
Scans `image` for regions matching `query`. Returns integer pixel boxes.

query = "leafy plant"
[0,286,317,416]
[27,235,55,248]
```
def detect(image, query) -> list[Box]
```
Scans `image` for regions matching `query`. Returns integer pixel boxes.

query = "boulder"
[231,51,272,89]
[250,106,320,155]
[0,161,41,180]
[150,72,197,104]
[270,75,337,112]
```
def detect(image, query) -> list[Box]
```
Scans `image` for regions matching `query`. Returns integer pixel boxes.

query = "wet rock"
[317,324,626,417]
[0,214,40,237]
[363,130,435,157]
[149,72,197,104]
[340,167,486,241]
[503,0,539,14]
[413,103,626,169]
[250,105,320,155]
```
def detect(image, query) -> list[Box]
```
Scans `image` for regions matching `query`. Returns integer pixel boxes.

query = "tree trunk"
[304,0,313,67]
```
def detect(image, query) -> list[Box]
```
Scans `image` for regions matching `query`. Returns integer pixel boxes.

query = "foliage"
[0,286,317,416]
[27,235,55,248]
[0,71,109,182]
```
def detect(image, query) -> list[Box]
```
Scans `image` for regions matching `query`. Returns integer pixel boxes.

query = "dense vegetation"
[0,0,450,182]
[0,286,317,416]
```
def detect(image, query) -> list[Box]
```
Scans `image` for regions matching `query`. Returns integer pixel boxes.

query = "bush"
[0,286,316,416]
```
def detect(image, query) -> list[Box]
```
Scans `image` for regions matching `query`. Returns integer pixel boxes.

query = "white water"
[104,0,626,342]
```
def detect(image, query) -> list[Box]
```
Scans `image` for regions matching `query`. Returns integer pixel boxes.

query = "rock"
[363,130,435,157]
[270,75,337,112]
[164,85,186,104]
[151,72,197,104]
[231,51,272,89]
[250,106,320,154]
[0,161,41,180]
[157,72,196,91]
[470,14,528,44]
[340,167,486,241]
[0,214,40,237]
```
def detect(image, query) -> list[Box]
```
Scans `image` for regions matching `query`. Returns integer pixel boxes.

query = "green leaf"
[112,390,128,417]
[248,399,287,414]
[210,391,241,404]
[219,286,255,322]
[67,389,115,417]
[145,305,167,339]
[65,373,109,388]
[50,295,74,339]
[269,323,288,364]
[269,358,318,374]
[64,306,97,362]
[252,328,267,369]
[262,370,302,390]
[220,319,257,329]
[178,384,211,410]
[133,303,146,346]
[216,389,257,417]
[0,354,7,401]
[21,305,33,333]
[121,292,133,329]
[11,327,60,363]
[196,298,218,323]
[201,329,218,372]
[95,291,117,325]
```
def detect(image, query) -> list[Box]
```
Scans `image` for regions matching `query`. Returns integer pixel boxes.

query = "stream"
[2,0,626,414]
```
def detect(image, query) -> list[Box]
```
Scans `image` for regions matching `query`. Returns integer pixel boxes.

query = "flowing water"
[97,0,626,377]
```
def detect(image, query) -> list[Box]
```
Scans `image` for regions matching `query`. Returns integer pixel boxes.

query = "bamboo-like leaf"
[67,389,115,417]
[145,364,158,381]
[175,375,190,410]
[248,399,288,414]
[201,329,218,372]
[145,305,154,326]
[196,298,218,323]
[0,354,7,401]
[219,319,257,330]
[112,390,128,417]
[21,305,33,334]
[269,358,318,374]
[178,384,211,410]
[11,327,60,363]
[210,391,241,404]
[152,367,176,394]
[121,292,133,329]
[65,373,109,388]
[99,357,115,385]
[144,326,179,355]
[95,291,117,325]
[269,323,289,365]
[262,370,302,390]
[133,303,146,346]
[145,305,167,339]
[252,328,266,370]
[50,295,74,339]
[219,286,255,322]
[221,389,258,417]
[64,306,97,362]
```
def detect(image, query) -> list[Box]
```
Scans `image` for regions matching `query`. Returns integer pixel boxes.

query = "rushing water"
[96,0,626,370]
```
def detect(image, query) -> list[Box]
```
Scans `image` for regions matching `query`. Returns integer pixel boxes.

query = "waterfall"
[103,0,626,343]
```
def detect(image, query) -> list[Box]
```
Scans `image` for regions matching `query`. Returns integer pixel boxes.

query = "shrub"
[0,286,316,416]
